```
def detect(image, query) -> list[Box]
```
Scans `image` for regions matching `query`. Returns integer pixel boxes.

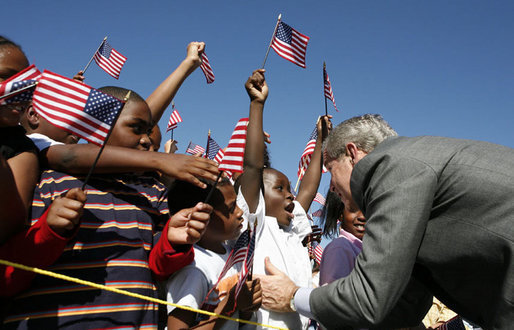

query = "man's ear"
[26,105,40,128]
[346,142,359,163]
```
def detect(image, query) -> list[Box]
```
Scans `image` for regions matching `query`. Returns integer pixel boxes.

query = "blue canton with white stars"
[275,22,293,44]
[5,80,37,104]
[99,42,113,57]
[84,89,123,126]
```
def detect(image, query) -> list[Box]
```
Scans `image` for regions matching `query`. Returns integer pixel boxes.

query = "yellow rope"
[0,259,287,330]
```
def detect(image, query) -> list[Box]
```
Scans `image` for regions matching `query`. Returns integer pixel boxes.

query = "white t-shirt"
[237,189,312,330]
[166,243,247,330]
[27,133,63,151]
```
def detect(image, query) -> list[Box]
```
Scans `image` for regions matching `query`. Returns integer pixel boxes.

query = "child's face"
[340,207,366,240]
[263,168,295,227]
[0,46,30,127]
[207,184,244,242]
[107,100,152,150]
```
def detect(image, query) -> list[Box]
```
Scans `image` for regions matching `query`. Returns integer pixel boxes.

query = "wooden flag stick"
[0,82,37,101]
[261,14,282,69]
[82,36,107,75]
[295,167,304,193]
[323,62,328,116]
[81,90,130,190]
[204,171,223,204]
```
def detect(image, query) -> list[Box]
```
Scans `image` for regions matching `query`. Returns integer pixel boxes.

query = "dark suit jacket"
[311,136,514,329]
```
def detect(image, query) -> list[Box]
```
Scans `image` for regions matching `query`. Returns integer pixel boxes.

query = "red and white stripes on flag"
[297,128,317,179]
[324,65,338,112]
[234,226,256,298]
[93,40,127,79]
[199,52,215,84]
[0,64,41,104]
[214,148,225,164]
[313,243,324,265]
[32,70,124,146]
[166,110,182,132]
[314,192,326,206]
[186,141,205,155]
[218,118,248,173]
[271,21,310,68]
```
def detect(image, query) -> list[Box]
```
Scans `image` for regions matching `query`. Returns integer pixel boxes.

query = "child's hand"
[317,115,333,141]
[47,188,86,237]
[73,71,85,82]
[245,69,268,104]
[158,153,219,189]
[168,202,212,245]
[236,279,262,312]
[164,139,178,154]
[185,41,205,68]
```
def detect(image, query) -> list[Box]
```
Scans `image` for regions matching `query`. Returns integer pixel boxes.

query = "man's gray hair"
[323,114,397,162]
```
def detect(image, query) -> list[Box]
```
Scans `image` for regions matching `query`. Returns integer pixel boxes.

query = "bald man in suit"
[256,114,514,329]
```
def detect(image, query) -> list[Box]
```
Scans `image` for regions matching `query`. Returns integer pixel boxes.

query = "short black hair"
[0,36,23,50]
[97,86,146,104]
[168,178,232,214]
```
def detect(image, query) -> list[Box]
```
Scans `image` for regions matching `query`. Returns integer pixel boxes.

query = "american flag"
[186,141,205,155]
[314,192,326,206]
[324,64,338,112]
[93,40,127,79]
[271,21,310,68]
[200,229,252,309]
[166,109,182,132]
[297,127,318,179]
[32,70,124,146]
[205,135,221,160]
[0,64,41,104]
[218,118,249,173]
[234,226,256,298]
[199,52,215,84]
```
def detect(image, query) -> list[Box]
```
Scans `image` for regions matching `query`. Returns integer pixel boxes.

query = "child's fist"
[245,69,268,104]
[237,279,262,312]
[168,202,212,245]
[47,188,86,237]
[186,41,205,68]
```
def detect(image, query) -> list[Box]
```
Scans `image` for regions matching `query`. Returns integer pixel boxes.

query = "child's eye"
[276,186,283,191]
[132,125,145,134]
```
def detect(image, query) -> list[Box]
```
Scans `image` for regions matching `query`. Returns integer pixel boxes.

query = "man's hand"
[157,153,219,189]
[254,257,299,312]
[167,202,212,245]
[245,69,268,104]
[47,188,87,237]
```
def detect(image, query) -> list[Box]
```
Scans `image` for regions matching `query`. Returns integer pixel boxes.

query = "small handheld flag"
[323,62,338,113]
[186,141,205,155]
[199,52,215,84]
[218,118,249,173]
[166,109,182,132]
[0,65,41,103]
[271,20,310,68]
[32,70,125,146]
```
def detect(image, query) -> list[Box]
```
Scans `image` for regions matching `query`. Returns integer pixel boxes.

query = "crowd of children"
[0,35,332,330]
[0,35,476,330]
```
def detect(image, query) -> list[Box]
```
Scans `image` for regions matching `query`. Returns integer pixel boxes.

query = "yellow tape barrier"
[0,259,287,330]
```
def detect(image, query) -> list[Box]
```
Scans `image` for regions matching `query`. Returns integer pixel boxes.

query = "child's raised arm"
[239,69,268,213]
[295,115,332,212]
[145,42,205,124]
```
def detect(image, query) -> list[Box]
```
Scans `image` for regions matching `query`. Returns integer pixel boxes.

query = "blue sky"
[4,1,513,220]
